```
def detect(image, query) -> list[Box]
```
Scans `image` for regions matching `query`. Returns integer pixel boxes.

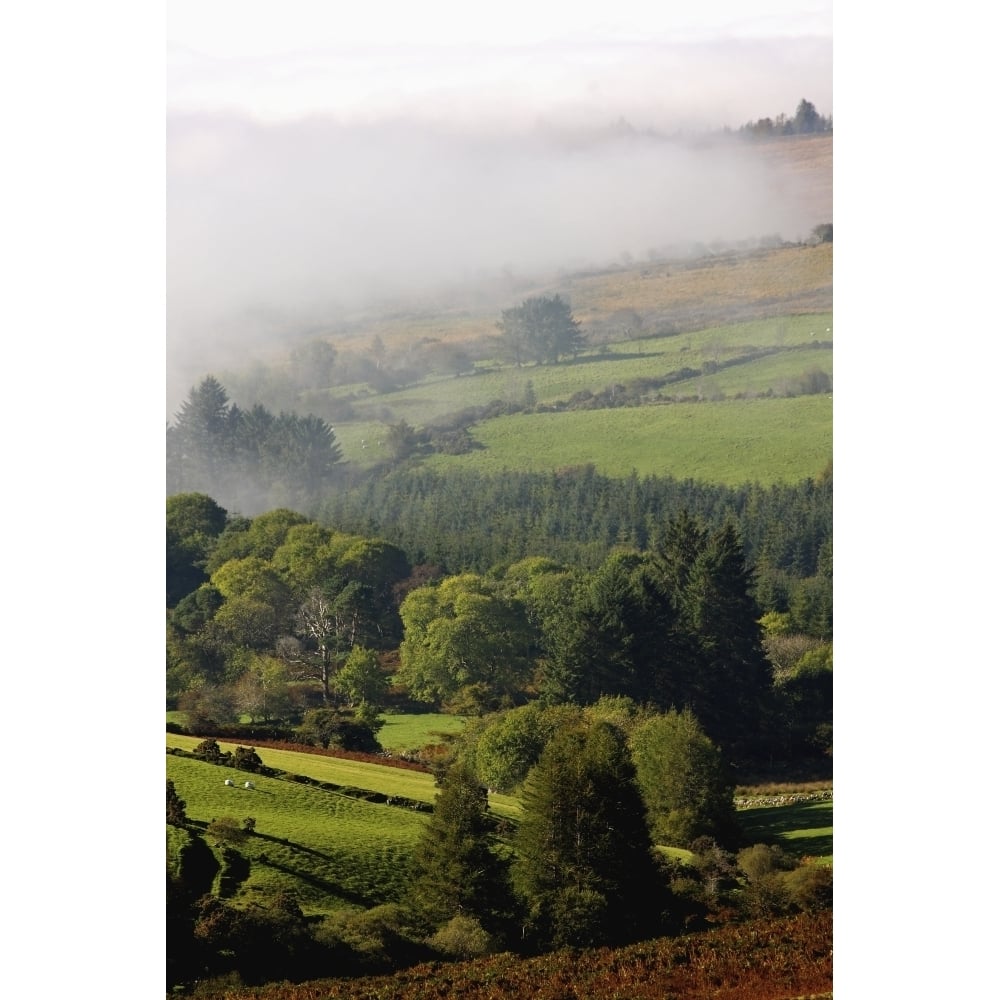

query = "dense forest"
[320,465,832,635]
[168,491,831,765]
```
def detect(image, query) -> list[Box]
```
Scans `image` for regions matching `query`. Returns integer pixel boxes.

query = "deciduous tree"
[630,708,740,848]
[398,574,535,711]
[497,295,585,365]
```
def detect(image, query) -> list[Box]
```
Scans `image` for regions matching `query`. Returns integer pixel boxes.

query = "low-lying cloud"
[167,26,831,415]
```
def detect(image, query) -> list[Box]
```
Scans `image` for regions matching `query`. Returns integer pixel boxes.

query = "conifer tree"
[406,759,516,940]
[513,720,665,949]
[681,521,774,754]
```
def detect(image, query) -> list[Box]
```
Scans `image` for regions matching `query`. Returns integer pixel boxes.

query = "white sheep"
[224,779,234,787]
[244,780,255,790]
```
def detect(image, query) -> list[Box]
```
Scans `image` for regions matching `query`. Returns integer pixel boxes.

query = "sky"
[166,1,832,125]
[165,1,834,410]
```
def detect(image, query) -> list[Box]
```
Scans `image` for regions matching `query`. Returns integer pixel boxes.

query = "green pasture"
[377,712,468,753]
[167,754,428,916]
[423,395,832,485]
[166,734,440,803]
[327,313,832,466]
[166,732,522,821]
[737,800,833,864]
[674,346,832,399]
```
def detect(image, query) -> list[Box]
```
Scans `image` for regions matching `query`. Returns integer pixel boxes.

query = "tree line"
[167,376,344,515]
[168,493,831,764]
[320,464,832,639]
[738,98,832,138]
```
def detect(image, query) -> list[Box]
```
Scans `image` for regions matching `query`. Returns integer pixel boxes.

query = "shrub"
[319,903,431,973]
[737,844,797,919]
[193,738,227,763]
[232,746,264,772]
[166,778,187,826]
[784,863,834,911]
[207,817,248,847]
[428,914,499,959]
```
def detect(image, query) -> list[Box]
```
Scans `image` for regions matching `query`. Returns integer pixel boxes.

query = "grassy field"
[423,394,832,483]
[737,800,833,864]
[168,729,830,938]
[166,732,523,820]
[332,311,832,422]
[377,712,468,753]
[322,237,833,360]
[167,734,441,802]
[324,306,832,484]
[167,753,429,915]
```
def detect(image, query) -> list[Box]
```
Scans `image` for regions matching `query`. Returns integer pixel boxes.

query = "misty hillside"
[167,129,831,415]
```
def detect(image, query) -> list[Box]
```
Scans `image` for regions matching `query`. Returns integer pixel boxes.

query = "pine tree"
[170,375,236,495]
[406,759,516,940]
[513,720,665,950]
[681,521,774,755]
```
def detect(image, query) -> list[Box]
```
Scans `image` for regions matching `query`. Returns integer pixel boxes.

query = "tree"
[168,376,236,496]
[406,759,516,939]
[337,537,410,641]
[289,338,337,391]
[812,222,833,244]
[270,523,339,591]
[260,413,343,502]
[171,584,224,635]
[472,702,582,793]
[335,646,389,708]
[679,522,774,753]
[167,492,229,544]
[385,419,420,461]
[571,549,655,704]
[497,295,585,366]
[293,584,365,702]
[629,708,740,848]
[398,574,535,711]
[231,654,293,722]
[208,557,294,654]
[641,515,774,756]
[167,493,230,607]
[793,98,821,134]
[297,707,344,749]
[512,719,665,949]
[297,707,381,751]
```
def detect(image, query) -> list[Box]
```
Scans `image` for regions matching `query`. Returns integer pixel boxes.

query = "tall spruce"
[406,759,516,940]
[681,521,774,754]
[512,719,665,950]
[168,376,237,497]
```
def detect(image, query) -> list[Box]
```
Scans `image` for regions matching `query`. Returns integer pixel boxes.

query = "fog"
[167,21,832,416]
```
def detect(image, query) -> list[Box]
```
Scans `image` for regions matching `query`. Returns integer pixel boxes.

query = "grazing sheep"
[244,781,255,790]
[224,779,234,787]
